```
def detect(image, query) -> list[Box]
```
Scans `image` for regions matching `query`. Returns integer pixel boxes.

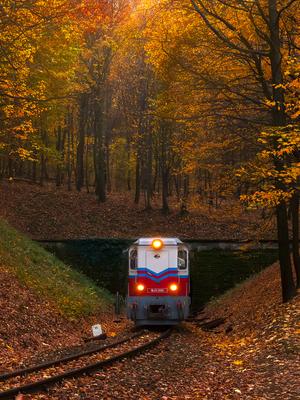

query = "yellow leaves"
[232,360,243,366]
[291,110,300,120]
[0,0,81,162]
[264,99,276,108]
[6,344,14,352]
[241,190,292,209]
[273,83,286,90]
[214,337,249,352]
[241,124,300,208]
[15,133,28,141]
[17,148,37,161]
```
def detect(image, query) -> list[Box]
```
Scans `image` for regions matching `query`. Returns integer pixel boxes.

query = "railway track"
[0,329,171,399]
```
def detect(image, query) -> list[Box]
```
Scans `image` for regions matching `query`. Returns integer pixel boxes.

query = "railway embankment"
[0,219,128,373]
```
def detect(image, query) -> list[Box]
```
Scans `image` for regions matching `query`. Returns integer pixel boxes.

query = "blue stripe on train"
[129,274,189,283]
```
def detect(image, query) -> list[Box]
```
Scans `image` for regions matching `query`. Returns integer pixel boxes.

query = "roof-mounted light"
[152,239,164,250]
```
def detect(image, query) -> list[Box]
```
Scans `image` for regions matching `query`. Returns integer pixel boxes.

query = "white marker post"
[92,324,103,337]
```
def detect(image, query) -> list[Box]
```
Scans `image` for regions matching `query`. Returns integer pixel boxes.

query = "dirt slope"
[0,220,129,373]
[0,266,80,370]
[0,266,130,373]
[0,180,269,240]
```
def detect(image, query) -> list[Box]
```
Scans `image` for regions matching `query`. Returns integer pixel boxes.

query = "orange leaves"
[238,125,300,209]
[72,0,109,33]
[72,0,130,36]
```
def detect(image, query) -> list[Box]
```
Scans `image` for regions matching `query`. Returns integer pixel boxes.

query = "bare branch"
[254,0,270,26]
[191,0,269,56]
[248,4,272,45]
[277,0,299,20]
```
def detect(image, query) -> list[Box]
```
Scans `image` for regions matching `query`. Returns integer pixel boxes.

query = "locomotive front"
[127,238,190,326]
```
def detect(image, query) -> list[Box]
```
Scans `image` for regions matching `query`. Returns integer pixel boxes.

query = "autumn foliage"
[0,0,299,301]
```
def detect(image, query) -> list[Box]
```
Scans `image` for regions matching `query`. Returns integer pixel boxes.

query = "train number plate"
[147,288,168,293]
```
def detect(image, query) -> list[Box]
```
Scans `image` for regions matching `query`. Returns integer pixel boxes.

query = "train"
[126,237,190,325]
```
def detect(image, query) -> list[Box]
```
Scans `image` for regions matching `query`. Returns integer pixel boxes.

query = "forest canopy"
[0,0,299,301]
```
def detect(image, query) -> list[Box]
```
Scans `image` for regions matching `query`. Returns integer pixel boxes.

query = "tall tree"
[190,0,298,301]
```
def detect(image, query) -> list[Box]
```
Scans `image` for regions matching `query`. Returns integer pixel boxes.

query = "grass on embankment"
[0,219,113,319]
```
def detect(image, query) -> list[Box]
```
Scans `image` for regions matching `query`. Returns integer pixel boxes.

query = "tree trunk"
[76,95,87,192]
[32,161,37,183]
[162,168,170,215]
[94,98,106,203]
[161,123,170,215]
[67,110,72,191]
[152,152,159,194]
[180,174,189,216]
[56,126,64,187]
[85,139,90,193]
[126,134,131,191]
[269,0,296,300]
[276,201,296,301]
[40,154,45,186]
[134,152,140,204]
[145,124,152,210]
[291,192,300,288]
[8,158,13,177]
[105,86,112,194]
[39,128,48,186]
[106,136,111,193]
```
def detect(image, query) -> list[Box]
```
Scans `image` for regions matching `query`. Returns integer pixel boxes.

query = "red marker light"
[137,284,145,292]
[170,284,178,292]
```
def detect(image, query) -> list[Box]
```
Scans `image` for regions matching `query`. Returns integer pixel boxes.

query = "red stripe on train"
[128,277,189,297]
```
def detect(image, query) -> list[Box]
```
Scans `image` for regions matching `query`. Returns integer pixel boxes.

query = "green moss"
[0,219,112,319]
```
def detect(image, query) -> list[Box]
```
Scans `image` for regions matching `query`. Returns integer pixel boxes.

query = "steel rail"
[0,331,144,382]
[0,329,171,399]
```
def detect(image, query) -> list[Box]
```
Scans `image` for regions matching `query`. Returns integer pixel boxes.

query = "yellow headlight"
[152,239,163,250]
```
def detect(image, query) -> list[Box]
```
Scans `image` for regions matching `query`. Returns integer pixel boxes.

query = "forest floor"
[0,219,130,372]
[10,262,298,400]
[0,180,275,240]
[0,265,130,373]
[0,191,298,399]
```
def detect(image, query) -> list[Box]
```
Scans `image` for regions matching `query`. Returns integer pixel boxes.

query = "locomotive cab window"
[178,249,188,270]
[129,248,137,270]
